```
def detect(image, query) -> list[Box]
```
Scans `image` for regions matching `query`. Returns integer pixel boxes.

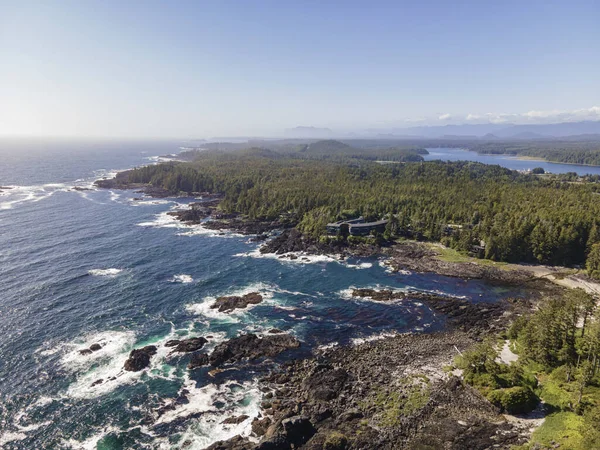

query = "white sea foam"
[137,210,244,238]
[154,376,262,450]
[317,342,339,351]
[234,247,341,265]
[185,282,276,321]
[88,268,123,277]
[63,426,122,450]
[130,198,174,206]
[59,326,217,399]
[0,183,70,210]
[338,285,465,303]
[351,331,399,346]
[0,431,27,446]
[344,262,373,270]
[170,274,194,283]
[378,259,403,274]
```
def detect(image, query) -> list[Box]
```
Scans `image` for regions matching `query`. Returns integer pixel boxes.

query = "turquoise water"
[0,139,523,449]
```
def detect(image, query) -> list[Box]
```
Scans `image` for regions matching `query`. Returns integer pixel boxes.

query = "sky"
[0,0,599,138]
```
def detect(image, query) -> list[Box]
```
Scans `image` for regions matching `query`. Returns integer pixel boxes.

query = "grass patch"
[527,411,584,449]
[360,375,431,427]
[425,244,513,270]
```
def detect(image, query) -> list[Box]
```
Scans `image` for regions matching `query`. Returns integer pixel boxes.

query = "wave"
[170,274,194,283]
[351,331,400,346]
[0,431,28,446]
[234,247,341,265]
[344,261,373,270]
[56,324,226,400]
[153,377,261,449]
[137,210,244,239]
[88,268,123,277]
[338,284,467,303]
[0,183,70,210]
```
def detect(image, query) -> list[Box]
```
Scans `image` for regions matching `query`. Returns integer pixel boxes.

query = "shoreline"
[92,176,597,449]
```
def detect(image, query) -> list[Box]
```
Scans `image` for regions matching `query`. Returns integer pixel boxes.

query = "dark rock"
[91,379,103,387]
[188,352,209,369]
[205,435,255,450]
[221,415,249,425]
[267,328,283,334]
[338,409,363,422]
[211,293,264,313]
[281,416,316,447]
[303,365,348,401]
[252,417,272,436]
[209,333,300,366]
[79,343,103,355]
[124,345,157,371]
[168,337,208,353]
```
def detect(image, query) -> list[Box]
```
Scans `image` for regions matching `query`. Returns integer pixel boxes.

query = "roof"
[349,220,388,228]
[327,216,365,227]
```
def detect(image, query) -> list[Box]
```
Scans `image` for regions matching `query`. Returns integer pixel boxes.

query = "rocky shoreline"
[93,177,537,285]
[92,178,558,448]
[200,290,538,450]
[207,332,532,450]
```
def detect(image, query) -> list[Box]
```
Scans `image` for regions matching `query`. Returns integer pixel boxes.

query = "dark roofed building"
[326,217,388,236]
[347,219,388,236]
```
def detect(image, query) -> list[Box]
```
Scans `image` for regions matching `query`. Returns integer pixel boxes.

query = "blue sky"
[1,0,598,138]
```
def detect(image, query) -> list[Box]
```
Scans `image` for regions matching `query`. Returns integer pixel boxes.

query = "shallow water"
[0,139,524,449]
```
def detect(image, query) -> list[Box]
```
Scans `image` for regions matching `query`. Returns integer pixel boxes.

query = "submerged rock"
[78,343,103,355]
[165,337,208,353]
[209,333,300,366]
[211,293,264,313]
[124,345,157,371]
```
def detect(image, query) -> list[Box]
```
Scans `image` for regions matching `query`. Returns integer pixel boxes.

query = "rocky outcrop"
[165,337,208,353]
[211,293,263,312]
[248,332,527,450]
[124,345,157,371]
[209,333,300,366]
[302,365,348,402]
[222,415,250,425]
[205,435,255,450]
[387,241,532,284]
[188,352,209,369]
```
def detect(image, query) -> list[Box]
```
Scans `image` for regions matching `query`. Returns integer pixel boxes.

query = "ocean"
[0,139,520,449]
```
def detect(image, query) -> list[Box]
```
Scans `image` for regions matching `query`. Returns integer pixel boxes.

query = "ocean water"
[0,139,521,449]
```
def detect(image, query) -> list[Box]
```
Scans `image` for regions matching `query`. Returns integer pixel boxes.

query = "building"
[326,217,389,236]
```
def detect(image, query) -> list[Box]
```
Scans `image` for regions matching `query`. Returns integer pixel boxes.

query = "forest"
[115,145,600,271]
[456,287,600,449]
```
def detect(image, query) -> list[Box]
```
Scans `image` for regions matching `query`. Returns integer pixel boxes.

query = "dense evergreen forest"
[117,144,600,270]
[457,288,600,449]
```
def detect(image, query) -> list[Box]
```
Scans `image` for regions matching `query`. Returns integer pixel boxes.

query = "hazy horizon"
[1,0,599,139]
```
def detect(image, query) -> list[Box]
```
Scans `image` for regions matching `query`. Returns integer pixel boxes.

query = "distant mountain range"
[282,121,600,140]
[368,120,600,140]
[284,126,334,138]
